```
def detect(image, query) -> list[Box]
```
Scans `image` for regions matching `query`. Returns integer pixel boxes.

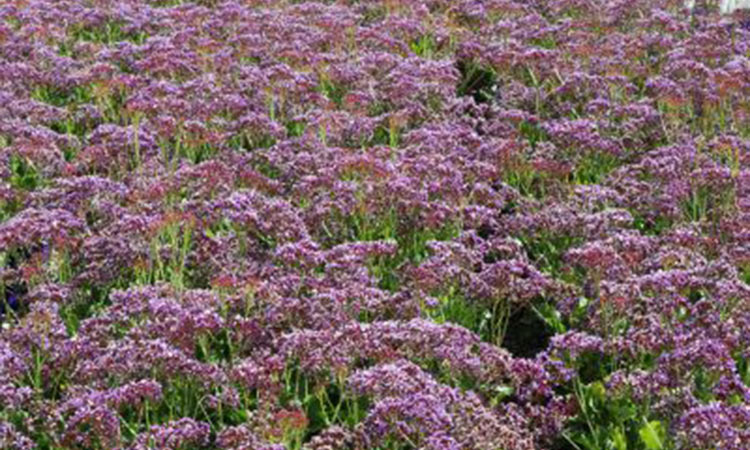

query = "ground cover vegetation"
[2,0,750,448]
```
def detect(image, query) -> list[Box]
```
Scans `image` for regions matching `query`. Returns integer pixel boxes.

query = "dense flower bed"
[2,0,750,448]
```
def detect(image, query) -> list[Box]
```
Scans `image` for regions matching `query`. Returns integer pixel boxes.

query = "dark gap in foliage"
[1,248,30,322]
[502,304,554,358]
[477,222,496,240]
[0,282,25,321]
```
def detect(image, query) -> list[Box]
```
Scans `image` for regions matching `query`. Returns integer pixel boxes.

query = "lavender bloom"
[130,418,210,450]
[3,0,750,448]
[675,403,750,449]
[349,360,534,450]
[0,208,85,250]
[0,422,34,450]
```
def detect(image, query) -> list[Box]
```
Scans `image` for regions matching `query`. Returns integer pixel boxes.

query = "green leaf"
[590,381,606,402]
[533,303,566,333]
[639,420,664,450]
[492,385,514,403]
[611,427,627,450]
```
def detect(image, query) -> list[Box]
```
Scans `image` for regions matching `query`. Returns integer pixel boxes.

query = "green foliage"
[681,184,736,224]
[739,263,750,288]
[519,120,547,149]
[67,21,146,46]
[522,232,583,276]
[281,366,368,448]
[571,152,619,185]
[534,301,567,334]
[351,209,460,292]
[9,154,44,191]
[632,213,672,236]
[30,84,93,108]
[59,285,113,337]
[49,119,87,161]
[552,337,675,450]
[531,36,559,50]
[410,34,436,59]
[370,122,401,148]
[424,280,555,353]
[639,420,665,450]
[456,60,497,103]
[135,217,194,290]
[228,131,277,153]
[319,77,348,108]
[195,329,235,364]
[612,427,628,450]
[286,120,307,138]
[564,377,665,450]
[425,286,506,342]
[428,286,482,326]
[119,381,250,446]
[503,163,550,199]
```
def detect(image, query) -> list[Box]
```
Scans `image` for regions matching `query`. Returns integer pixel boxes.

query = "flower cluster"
[2,0,750,448]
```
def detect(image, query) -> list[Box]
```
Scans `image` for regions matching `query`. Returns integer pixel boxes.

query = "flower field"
[2,0,750,448]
